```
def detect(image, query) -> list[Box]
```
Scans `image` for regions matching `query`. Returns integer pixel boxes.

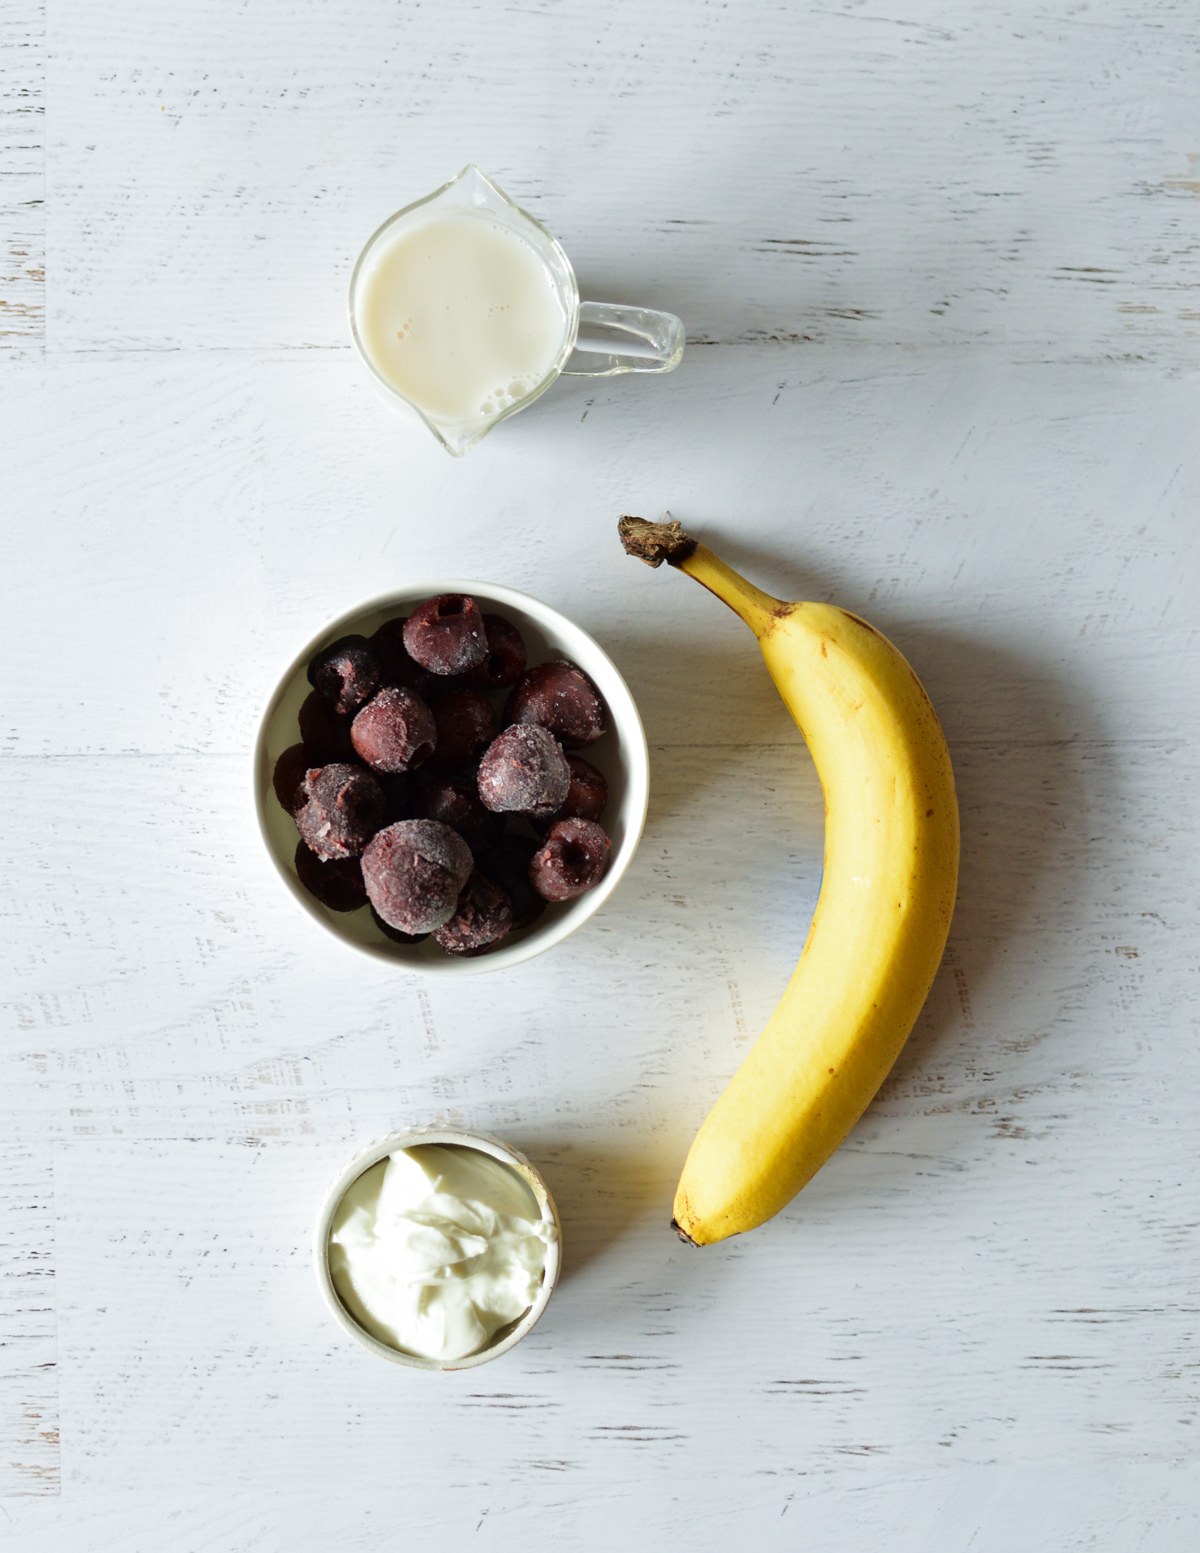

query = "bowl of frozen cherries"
[254,583,649,973]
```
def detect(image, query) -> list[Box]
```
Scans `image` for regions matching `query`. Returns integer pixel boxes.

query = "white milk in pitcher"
[355,214,569,427]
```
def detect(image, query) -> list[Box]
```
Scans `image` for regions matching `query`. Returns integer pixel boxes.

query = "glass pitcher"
[348,165,685,457]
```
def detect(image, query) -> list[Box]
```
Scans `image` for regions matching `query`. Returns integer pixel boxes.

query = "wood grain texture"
[2,0,1199,1545]
[0,1150,56,1496]
[0,0,42,341]
[41,0,1200,359]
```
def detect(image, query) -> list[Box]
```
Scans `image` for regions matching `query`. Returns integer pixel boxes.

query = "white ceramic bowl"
[313,1127,562,1371]
[253,581,649,974]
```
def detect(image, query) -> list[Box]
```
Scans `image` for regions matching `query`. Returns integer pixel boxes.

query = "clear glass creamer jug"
[348,166,685,456]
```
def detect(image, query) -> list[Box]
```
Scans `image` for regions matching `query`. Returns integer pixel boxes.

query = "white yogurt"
[355,212,568,428]
[328,1143,556,1362]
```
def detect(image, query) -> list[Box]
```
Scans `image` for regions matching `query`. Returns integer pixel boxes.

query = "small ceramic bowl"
[313,1127,562,1371]
[253,580,649,974]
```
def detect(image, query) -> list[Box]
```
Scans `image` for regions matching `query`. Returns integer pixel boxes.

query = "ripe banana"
[619,516,959,1245]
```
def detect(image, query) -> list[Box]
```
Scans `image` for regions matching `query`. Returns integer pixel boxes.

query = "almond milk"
[355,213,569,430]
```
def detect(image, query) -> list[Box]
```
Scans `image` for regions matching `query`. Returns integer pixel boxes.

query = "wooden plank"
[39,0,1200,360]
[0,1147,57,1496]
[0,0,42,342]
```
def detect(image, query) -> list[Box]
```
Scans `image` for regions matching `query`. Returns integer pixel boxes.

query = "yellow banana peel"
[619,517,960,1245]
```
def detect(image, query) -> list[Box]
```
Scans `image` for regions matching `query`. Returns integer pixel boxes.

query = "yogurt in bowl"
[314,1128,562,1371]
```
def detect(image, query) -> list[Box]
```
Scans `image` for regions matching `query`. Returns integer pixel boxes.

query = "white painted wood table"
[2,1,1198,1547]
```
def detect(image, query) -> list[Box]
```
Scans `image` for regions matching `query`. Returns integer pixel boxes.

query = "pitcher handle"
[561,300,685,377]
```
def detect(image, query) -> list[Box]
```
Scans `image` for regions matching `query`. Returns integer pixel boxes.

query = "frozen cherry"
[477,725,570,816]
[504,660,605,748]
[298,691,356,761]
[371,617,435,694]
[417,775,504,854]
[465,613,527,691]
[528,818,611,901]
[294,763,385,861]
[540,754,608,828]
[273,743,316,815]
[294,841,368,912]
[432,870,514,956]
[351,687,437,774]
[477,835,546,930]
[361,819,473,935]
[370,904,429,945]
[427,688,496,774]
[307,635,381,715]
[402,594,487,676]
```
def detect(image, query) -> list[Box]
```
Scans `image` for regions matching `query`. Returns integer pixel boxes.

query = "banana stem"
[676,544,785,638]
[617,515,787,638]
